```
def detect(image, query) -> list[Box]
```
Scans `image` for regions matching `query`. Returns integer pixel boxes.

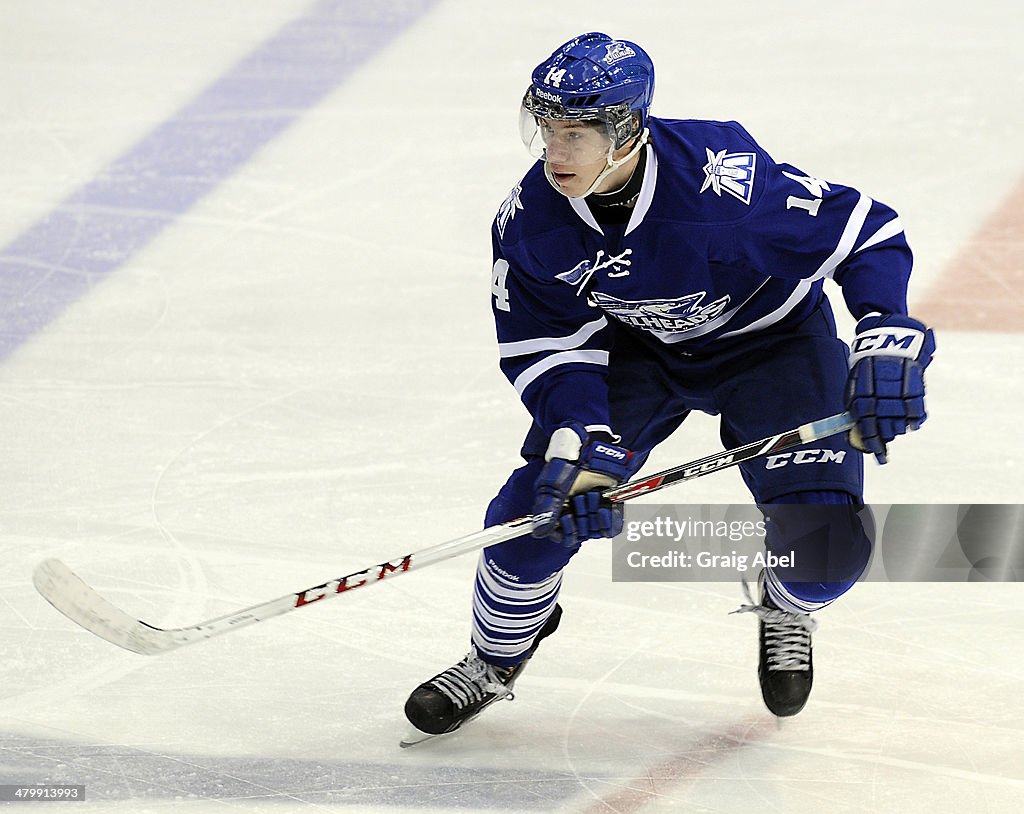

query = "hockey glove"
[531,424,633,547]
[846,314,935,464]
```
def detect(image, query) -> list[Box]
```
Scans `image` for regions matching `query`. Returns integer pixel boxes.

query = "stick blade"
[32,559,177,655]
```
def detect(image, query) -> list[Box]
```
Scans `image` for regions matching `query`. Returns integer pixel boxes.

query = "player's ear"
[613,135,641,159]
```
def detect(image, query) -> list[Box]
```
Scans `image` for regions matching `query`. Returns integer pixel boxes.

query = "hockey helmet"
[520,32,654,163]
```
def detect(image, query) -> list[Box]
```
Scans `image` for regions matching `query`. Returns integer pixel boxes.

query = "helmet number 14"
[544,67,567,87]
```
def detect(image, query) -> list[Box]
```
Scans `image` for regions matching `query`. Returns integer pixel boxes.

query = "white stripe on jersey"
[498,316,608,358]
[625,145,658,236]
[569,196,603,234]
[720,194,873,339]
[566,144,659,237]
[512,349,609,396]
[718,279,813,339]
[810,193,874,280]
[854,216,904,253]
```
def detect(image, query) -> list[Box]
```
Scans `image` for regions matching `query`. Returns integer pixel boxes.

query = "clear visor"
[518,105,616,166]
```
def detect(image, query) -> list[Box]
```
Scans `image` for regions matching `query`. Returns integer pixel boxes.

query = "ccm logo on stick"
[765,449,847,469]
[684,454,734,477]
[294,556,413,607]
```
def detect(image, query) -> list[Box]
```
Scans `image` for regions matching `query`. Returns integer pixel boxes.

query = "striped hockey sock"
[470,553,563,668]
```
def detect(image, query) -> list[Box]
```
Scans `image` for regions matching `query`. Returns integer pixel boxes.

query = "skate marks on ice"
[399,716,778,812]
[0,731,582,810]
[555,694,1024,814]
[573,717,776,814]
[557,638,779,812]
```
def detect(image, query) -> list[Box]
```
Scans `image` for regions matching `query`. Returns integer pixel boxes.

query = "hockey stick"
[33,411,855,655]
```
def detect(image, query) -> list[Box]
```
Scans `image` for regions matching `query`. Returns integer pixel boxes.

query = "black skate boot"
[402,603,562,745]
[734,572,818,717]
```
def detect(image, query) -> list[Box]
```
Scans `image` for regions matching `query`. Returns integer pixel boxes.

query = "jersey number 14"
[783,171,831,217]
[492,259,511,312]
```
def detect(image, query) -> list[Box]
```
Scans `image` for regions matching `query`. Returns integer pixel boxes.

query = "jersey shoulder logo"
[700,147,757,205]
[496,183,524,239]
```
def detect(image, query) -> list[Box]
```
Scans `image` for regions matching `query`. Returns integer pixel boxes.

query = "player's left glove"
[531,424,634,547]
[846,314,936,464]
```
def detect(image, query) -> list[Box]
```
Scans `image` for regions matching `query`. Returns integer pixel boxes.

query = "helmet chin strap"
[545,129,650,199]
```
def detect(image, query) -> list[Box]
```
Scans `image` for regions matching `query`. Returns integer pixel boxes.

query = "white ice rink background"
[1,1,1022,811]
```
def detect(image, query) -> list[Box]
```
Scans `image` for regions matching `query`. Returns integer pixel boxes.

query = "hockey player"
[403,32,934,741]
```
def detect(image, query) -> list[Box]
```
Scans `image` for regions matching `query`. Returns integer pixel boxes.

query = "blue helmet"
[521,32,655,149]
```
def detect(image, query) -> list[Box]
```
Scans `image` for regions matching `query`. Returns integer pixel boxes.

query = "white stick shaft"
[33,517,534,655]
[33,411,854,655]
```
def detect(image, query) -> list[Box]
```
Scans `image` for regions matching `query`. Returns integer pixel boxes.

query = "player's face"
[520,108,642,197]
[519,113,612,195]
[532,119,612,196]
[544,124,638,198]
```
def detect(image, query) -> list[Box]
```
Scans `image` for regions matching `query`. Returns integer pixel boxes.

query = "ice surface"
[1,1,1022,811]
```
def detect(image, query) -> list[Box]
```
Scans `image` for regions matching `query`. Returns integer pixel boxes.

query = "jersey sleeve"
[491,225,615,438]
[737,159,913,319]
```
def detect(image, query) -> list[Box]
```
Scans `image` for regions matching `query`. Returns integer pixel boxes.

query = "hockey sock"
[470,553,562,668]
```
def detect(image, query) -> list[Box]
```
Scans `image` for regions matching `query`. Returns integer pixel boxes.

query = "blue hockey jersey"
[490,117,912,437]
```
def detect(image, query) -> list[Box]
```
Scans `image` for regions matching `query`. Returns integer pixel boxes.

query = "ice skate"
[401,604,561,746]
[734,571,818,717]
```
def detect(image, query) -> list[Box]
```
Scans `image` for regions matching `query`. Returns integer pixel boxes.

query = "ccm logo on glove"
[845,314,935,465]
[850,327,926,362]
[592,444,627,460]
[532,424,634,547]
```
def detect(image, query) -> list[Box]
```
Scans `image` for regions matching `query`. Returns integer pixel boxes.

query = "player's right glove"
[531,424,633,548]
[846,313,936,464]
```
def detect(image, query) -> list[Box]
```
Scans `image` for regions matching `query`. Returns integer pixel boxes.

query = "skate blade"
[399,725,443,748]
[398,697,503,748]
